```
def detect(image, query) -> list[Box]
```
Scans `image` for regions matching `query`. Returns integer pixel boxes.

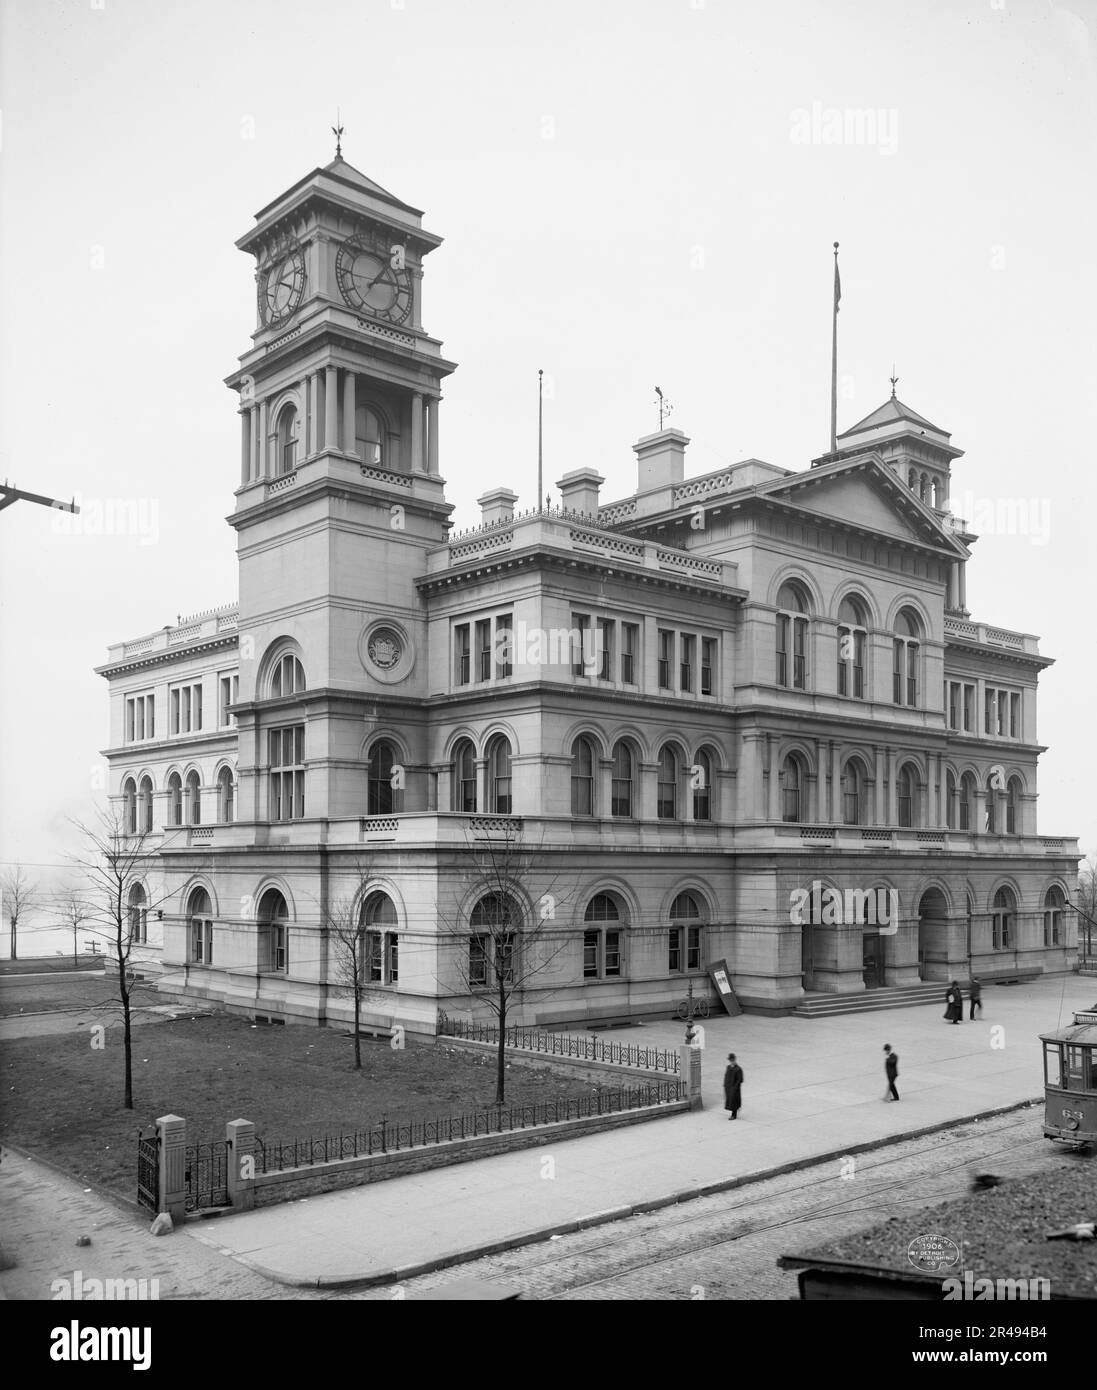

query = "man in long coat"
[944,982,963,1023]
[724,1053,744,1120]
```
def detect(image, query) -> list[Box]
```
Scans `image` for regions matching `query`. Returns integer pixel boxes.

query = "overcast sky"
[1,0,1094,902]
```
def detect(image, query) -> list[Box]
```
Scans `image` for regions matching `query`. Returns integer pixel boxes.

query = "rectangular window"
[476,619,492,682]
[271,925,286,971]
[583,930,599,979]
[269,724,305,821]
[469,935,488,987]
[997,690,1008,738]
[455,624,471,685]
[701,637,715,696]
[963,684,974,732]
[495,613,513,679]
[1010,692,1020,739]
[367,931,399,984]
[948,682,960,731]
[572,614,591,676]
[906,643,918,707]
[680,634,695,692]
[668,927,682,973]
[191,917,212,965]
[170,688,180,736]
[219,673,239,727]
[621,622,638,685]
[604,930,621,977]
[597,619,613,681]
[777,615,789,687]
[126,699,135,743]
[686,926,702,972]
[193,684,203,731]
[182,687,191,733]
[792,619,807,690]
[147,696,154,739]
[985,688,994,735]
[658,629,673,690]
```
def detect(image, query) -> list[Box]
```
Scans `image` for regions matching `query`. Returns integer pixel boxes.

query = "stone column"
[307,372,319,456]
[874,746,885,826]
[257,399,268,478]
[226,1118,256,1212]
[342,369,356,454]
[476,757,489,814]
[958,560,968,613]
[410,392,424,472]
[830,742,841,823]
[248,405,259,480]
[324,366,339,453]
[738,735,759,822]
[766,736,781,822]
[156,1113,186,1226]
[947,563,959,611]
[975,784,987,835]
[427,398,439,474]
[813,739,826,823]
[934,753,944,827]
[887,749,898,825]
[240,408,251,485]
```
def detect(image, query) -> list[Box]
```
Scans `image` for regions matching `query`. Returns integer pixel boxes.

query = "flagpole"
[537,369,544,511]
[830,241,840,454]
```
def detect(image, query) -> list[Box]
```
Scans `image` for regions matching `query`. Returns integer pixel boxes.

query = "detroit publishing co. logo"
[367,629,402,670]
[908,1234,961,1273]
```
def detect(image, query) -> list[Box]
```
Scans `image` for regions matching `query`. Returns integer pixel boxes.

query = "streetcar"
[1039,1006,1097,1145]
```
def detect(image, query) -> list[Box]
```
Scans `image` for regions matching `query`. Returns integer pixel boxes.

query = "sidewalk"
[184,975,1095,1288]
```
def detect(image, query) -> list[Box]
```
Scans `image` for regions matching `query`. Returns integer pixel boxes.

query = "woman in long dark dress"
[724,1053,744,1119]
[944,982,963,1023]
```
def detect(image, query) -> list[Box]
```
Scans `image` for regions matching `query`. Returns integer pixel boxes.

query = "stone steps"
[793,983,951,1018]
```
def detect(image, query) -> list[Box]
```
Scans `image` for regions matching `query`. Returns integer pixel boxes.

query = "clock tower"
[224,152,456,820]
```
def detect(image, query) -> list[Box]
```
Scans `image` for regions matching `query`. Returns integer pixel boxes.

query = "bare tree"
[1077,852,1097,962]
[324,859,373,1071]
[1,866,38,961]
[61,888,95,968]
[70,809,164,1109]
[441,820,570,1104]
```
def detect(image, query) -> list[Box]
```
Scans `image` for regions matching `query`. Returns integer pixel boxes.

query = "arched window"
[692,748,713,822]
[584,893,624,979]
[185,770,201,826]
[781,753,804,823]
[1006,776,1022,835]
[122,777,137,835]
[469,892,517,987]
[571,736,595,816]
[985,774,998,833]
[776,581,810,690]
[611,741,633,818]
[188,887,212,965]
[919,472,929,503]
[657,745,679,820]
[1043,886,1066,947]
[897,763,916,828]
[368,740,402,815]
[355,405,384,469]
[167,772,183,827]
[946,770,958,830]
[668,891,705,973]
[257,889,289,972]
[452,739,477,813]
[275,404,298,475]
[217,767,234,823]
[959,772,976,832]
[139,776,154,834]
[842,760,864,825]
[837,594,867,698]
[270,653,305,698]
[486,735,512,814]
[361,892,399,984]
[992,886,1015,951]
[908,467,917,490]
[892,607,921,707]
[127,884,148,944]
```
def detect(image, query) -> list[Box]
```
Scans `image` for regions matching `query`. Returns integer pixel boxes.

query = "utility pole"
[0,482,79,516]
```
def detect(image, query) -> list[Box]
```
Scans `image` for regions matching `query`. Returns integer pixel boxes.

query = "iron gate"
[184,1140,230,1211]
[136,1133,160,1213]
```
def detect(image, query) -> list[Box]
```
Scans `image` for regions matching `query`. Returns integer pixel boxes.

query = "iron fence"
[253,1080,682,1175]
[136,1133,159,1213]
[438,1014,681,1074]
[184,1139,229,1211]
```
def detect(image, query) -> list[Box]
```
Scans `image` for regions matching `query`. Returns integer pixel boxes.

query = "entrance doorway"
[801,923,815,991]
[862,933,884,989]
[917,887,950,979]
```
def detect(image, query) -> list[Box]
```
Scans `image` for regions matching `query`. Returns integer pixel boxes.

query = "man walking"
[724,1053,744,1120]
[969,976,982,1020]
[883,1044,899,1101]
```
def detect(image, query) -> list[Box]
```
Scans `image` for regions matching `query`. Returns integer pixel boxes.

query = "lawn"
[0,955,107,976]
[0,974,132,1018]
[0,1014,608,1199]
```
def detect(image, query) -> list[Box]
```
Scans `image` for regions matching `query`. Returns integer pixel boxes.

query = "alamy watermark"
[944,492,1050,546]
[789,881,899,933]
[50,494,160,547]
[789,101,899,157]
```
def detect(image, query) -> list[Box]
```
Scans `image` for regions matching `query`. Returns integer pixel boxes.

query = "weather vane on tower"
[655,386,673,431]
[332,110,345,159]
[890,365,899,399]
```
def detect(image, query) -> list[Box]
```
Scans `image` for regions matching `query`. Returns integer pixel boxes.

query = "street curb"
[226,1096,1042,1290]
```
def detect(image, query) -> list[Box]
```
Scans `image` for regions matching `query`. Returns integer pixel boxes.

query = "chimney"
[556,467,604,516]
[634,428,690,492]
[477,487,518,526]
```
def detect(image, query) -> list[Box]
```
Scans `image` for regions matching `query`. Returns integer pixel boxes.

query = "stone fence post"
[679,1044,703,1111]
[226,1118,256,1211]
[156,1114,186,1226]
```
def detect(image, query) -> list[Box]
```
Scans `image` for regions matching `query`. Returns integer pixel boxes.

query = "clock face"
[336,237,412,323]
[260,242,306,327]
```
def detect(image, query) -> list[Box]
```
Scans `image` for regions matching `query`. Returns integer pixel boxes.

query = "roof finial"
[332,110,345,159]
[890,366,899,399]
[655,385,673,430]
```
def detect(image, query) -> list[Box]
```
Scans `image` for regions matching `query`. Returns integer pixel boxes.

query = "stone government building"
[98,154,1079,1030]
